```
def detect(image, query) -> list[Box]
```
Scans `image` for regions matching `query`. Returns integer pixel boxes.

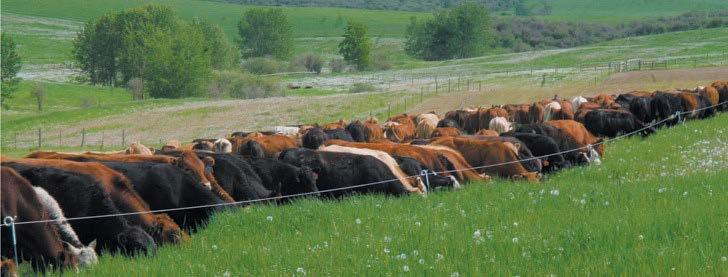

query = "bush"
[329,58,346,73]
[209,70,283,99]
[348,83,376,93]
[243,57,284,75]
[372,52,392,70]
[339,22,371,70]
[31,82,47,112]
[292,53,324,74]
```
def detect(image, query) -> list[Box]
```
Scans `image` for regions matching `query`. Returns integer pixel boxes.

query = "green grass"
[543,0,728,22]
[27,111,727,276]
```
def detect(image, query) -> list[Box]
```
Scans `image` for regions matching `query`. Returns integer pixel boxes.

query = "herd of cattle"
[1,81,727,274]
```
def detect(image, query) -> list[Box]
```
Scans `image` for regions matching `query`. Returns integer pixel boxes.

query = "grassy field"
[543,0,728,22]
[16,110,725,276]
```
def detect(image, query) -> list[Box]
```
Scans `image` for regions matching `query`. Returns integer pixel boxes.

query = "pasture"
[17,111,725,276]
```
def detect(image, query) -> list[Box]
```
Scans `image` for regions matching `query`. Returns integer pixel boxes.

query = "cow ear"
[172,157,183,167]
[203,156,215,167]
[88,239,97,249]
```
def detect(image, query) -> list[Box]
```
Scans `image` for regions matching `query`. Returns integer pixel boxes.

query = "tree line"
[210,0,524,13]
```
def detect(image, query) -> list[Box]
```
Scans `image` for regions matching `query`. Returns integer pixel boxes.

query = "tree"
[338,21,371,70]
[237,8,292,59]
[404,3,493,61]
[192,18,240,69]
[513,0,532,16]
[31,82,47,112]
[1,32,21,109]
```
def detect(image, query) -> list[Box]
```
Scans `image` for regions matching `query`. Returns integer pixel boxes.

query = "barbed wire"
[2,100,726,227]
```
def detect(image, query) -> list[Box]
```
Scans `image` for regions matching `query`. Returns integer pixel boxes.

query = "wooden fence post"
[37,128,42,150]
[100,132,105,151]
[122,129,126,147]
[81,128,86,147]
[58,130,62,148]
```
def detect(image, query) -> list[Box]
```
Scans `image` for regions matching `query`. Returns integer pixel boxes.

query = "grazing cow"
[27,151,230,202]
[592,94,617,108]
[651,91,685,127]
[694,86,719,107]
[571,96,588,111]
[279,148,424,197]
[272,126,300,136]
[321,145,426,193]
[3,164,157,255]
[459,135,542,173]
[584,109,656,138]
[392,155,460,190]
[32,186,98,267]
[627,96,654,124]
[126,142,153,155]
[162,140,181,152]
[4,157,182,246]
[322,119,347,130]
[488,117,512,134]
[100,161,228,230]
[545,120,604,165]
[249,157,319,200]
[504,104,531,124]
[192,140,215,151]
[346,120,368,142]
[478,107,508,131]
[234,135,298,158]
[574,102,602,123]
[301,127,354,149]
[193,151,274,201]
[502,132,568,173]
[213,138,232,153]
[363,118,384,142]
[1,258,17,277]
[514,123,596,166]
[443,110,472,130]
[437,118,460,129]
[1,167,80,272]
[528,102,545,123]
[414,144,490,182]
[428,137,541,182]
[475,129,499,137]
[431,127,461,138]
[415,119,437,139]
[384,114,417,142]
[543,101,561,122]
[676,91,702,119]
[710,81,728,111]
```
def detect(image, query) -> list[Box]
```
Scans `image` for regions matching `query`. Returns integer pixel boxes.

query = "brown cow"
[528,102,545,123]
[1,158,184,246]
[676,91,701,119]
[363,117,384,142]
[431,127,461,137]
[475,129,499,137]
[710,81,728,111]
[1,167,79,272]
[324,140,484,182]
[546,120,604,156]
[322,119,347,130]
[26,151,234,203]
[233,134,298,158]
[384,114,416,143]
[478,107,508,131]
[574,102,602,123]
[504,104,531,124]
[428,137,540,182]
[696,86,719,106]
[1,258,17,277]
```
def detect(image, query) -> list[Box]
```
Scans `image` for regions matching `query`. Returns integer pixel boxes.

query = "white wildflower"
[222,270,231,277]
[580,199,587,205]
[721,256,727,262]
[513,222,519,227]
[384,236,392,243]
[451,272,460,277]
[415,221,421,227]
[355,218,362,224]
[402,265,410,272]
[512,237,519,243]
[473,229,482,239]
[384,248,390,254]
[638,234,644,240]
[550,189,560,196]
[435,253,444,261]
[396,253,407,260]
[296,267,306,275]
[418,258,425,264]
[266,215,273,221]
[657,188,666,193]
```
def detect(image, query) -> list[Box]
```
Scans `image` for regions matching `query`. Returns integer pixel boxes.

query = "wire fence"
[3,100,725,227]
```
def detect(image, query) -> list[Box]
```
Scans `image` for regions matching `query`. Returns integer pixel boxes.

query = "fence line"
[3,100,725,227]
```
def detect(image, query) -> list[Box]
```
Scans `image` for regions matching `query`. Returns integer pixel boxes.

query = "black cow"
[193,151,274,202]
[279,148,414,197]
[346,121,368,142]
[696,93,716,119]
[4,163,156,255]
[240,140,266,159]
[513,124,591,166]
[628,96,654,124]
[436,118,460,129]
[502,132,568,173]
[391,156,459,190]
[584,109,655,138]
[652,92,684,127]
[100,162,226,230]
[302,127,354,149]
[249,158,319,201]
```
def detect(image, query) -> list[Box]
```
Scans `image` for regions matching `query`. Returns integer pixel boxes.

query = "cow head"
[302,127,326,149]
[63,240,98,267]
[117,226,156,256]
[174,151,215,190]
[152,213,189,244]
[56,242,80,271]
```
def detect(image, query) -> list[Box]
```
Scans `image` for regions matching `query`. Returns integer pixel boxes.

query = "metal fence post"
[420,170,431,192]
[3,216,19,267]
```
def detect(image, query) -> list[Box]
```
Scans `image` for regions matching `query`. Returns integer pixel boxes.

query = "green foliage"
[30,82,47,111]
[348,82,376,93]
[210,70,282,99]
[237,8,293,59]
[329,58,346,73]
[513,0,532,16]
[1,32,22,108]
[338,22,372,70]
[191,18,240,69]
[405,3,493,60]
[292,53,324,74]
[243,57,285,75]
[72,4,216,98]
[1,32,22,82]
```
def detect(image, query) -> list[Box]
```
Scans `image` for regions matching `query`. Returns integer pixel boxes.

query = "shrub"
[329,58,346,73]
[372,52,392,70]
[243,57,284,75]
[348,83,376,93]
[209,70,283,99]
[292,53,324,74]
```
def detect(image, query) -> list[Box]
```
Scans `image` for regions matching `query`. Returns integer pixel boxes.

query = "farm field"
[16,110,726,276]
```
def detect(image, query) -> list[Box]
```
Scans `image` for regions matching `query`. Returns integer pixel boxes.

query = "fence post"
[37,128,42,149]
[387,103,391,118]
[3,217,18,267]
[435,77,438,95]
[81,128,86,147]
[404,98,407,111]
[14,133,17,150]
[100,132,105,151]
[58,130,62,148]
[122,129,126,147]
[420,88,423,103]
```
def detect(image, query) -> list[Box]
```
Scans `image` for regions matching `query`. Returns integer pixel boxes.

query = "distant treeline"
[210,0,520,12]
[495,10,728,51]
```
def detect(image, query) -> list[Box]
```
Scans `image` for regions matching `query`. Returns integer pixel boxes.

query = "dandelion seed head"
[222,270,231,277]
[415,221,421,227]
[384,236,392,243]
[512,237,519,243]
[211,244,218,250]
[658,188,666,193]
[355,218,362,224]
[266,215,273,221]
[550,189,560,196]
[513,222,519,227]
[580,199,587,205]
[402,265,410,272]
[721,256,727,262]
[296,267,306,275]
[418,258,425,264]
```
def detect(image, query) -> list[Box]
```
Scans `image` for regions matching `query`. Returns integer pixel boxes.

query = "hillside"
[24,110,728,276]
